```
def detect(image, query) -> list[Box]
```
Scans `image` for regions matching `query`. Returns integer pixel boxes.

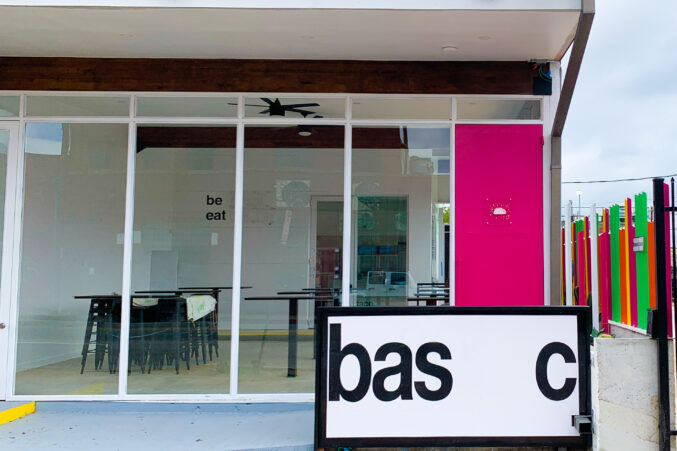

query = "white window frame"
[0,90,546,402]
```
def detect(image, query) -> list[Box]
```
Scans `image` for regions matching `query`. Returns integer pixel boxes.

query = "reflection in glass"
[26,96,130,117]
[239,125,343,393]
[457,99,541,120]
[15,123,127,395]
[352,98,451,120]
[136,97,238,117]
[0,96,20,117]
[352,126,450,307]
[244,97,344,119]
[0,130,7,287]
[129,125,236,394]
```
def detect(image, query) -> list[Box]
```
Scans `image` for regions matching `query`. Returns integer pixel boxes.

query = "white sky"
[560,0,677,217]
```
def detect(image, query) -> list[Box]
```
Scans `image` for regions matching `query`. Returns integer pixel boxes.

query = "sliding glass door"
[0,123,17,400]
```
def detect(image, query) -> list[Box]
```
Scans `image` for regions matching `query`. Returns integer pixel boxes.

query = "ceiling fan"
[242,97,323,118]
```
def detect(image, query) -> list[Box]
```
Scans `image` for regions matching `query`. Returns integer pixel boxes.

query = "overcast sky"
[560,0,677,218]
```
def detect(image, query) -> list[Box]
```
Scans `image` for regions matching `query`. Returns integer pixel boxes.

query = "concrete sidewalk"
[0,402,314,451]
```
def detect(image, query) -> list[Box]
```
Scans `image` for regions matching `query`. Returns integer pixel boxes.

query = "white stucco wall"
[592,338,677,451]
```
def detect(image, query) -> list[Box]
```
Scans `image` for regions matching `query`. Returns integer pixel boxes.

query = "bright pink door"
[455,125,544,306]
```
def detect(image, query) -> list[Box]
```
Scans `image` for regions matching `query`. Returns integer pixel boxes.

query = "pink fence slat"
[585,216,592,297]
[577,230,587,305]
[599,231,612,333]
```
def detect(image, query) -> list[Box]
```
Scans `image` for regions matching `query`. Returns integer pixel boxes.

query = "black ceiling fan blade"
[283,103,320,109]
[259,108,271,115]
[260,98,275,105]
[287,108,316,115]
[227,102,269,107]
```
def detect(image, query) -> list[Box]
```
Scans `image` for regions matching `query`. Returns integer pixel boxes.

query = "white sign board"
[315,306,591,448]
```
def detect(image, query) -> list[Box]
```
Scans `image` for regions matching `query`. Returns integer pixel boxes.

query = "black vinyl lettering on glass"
[372,343,413,401]
[328,323,371,402]
[205,194,226,221]
[535,341,577,401]
[414,342,453,401]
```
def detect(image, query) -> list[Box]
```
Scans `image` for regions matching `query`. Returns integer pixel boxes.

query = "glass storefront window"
[26,96,130,117]
[2,93,544,399]
[244,97,344,119]
[0,96,20,117]
[456,98,541,120]
[128,124,236,394]
[351,126,450,307]
[352,98,451,120]
[136,97,238,118]
[15,122,128,395]
[0,130,8,287]
[239,125,344,393]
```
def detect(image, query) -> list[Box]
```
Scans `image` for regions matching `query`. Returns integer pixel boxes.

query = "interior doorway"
[311,197,343,291]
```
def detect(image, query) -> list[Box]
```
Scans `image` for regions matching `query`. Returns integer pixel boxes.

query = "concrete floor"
[15,337,316,396]
[0,402,314,451]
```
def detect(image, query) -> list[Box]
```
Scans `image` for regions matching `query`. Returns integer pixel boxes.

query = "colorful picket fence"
[561,184,673,335]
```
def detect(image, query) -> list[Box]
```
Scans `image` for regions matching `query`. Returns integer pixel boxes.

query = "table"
[277,291,340,307]
[244,294,333,377]
[407,296,449,306]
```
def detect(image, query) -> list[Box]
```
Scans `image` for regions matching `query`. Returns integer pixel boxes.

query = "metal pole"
[653,177,671,451]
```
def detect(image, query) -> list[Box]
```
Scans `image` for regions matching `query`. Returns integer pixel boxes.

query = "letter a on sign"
[315,306,591,449]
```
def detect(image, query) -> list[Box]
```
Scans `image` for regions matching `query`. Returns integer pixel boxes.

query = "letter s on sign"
[535,342,577,401]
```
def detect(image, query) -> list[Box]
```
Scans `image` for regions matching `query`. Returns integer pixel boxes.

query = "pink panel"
[600,231,611,333]
[455,125,544,306]
[577,230,586,306]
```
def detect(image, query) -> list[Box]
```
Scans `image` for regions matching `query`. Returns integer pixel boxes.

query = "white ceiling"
[0,7,580,60]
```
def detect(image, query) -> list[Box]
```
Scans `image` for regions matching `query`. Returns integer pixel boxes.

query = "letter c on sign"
[535,342,577,401]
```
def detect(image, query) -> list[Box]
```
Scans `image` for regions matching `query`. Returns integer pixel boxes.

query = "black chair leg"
[80,300,96,374]
[199,317,208,365]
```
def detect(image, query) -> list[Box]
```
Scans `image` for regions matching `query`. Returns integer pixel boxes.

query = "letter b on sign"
[328,324,371,402]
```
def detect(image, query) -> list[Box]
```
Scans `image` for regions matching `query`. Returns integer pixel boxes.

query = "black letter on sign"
[535,342,577,401]
[414,342,453,401]
[372,343,413,401]
[328,324,371,402]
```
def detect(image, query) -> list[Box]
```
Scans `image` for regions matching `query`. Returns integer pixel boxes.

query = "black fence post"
[653,177,671,451]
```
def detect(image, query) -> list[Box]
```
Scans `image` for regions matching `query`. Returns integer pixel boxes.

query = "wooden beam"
[553,2,594,137]
[137,126,409,151]
[0,58,537,95]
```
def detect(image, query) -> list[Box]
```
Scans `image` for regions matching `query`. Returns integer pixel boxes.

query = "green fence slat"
[635,192,649,329]
[610,204,621,323]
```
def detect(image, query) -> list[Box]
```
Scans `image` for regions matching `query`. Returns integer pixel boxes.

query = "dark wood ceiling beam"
[0,58,537,95]
[137,126,412,151]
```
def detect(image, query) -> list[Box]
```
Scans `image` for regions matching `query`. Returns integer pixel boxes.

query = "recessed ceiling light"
[478,36,492,41]
[441,46,458,52]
